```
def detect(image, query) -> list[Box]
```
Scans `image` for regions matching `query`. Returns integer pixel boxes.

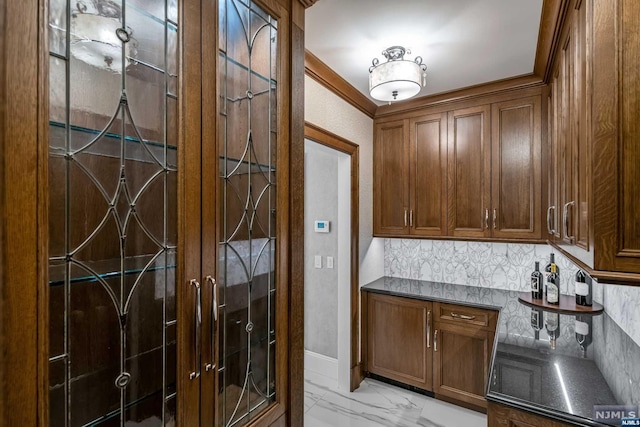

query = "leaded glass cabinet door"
[214,0,288,426]
[48,0,180,425]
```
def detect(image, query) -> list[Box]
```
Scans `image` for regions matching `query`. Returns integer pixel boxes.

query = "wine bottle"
[545,311,560,350]
[575,269,593,306]
[544,253,559,297]
[546,263,560,305]
[574,314,593,358]
[531,261,543,299]
[530,308,544,341]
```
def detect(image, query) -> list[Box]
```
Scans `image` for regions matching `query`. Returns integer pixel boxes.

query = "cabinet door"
[447,106,492,238]
[433,322,493,408]
[410,113,447,236]
[547,78,561,241]
[491,96,542,239]
[374,120,410,235]
[367,294,433,390]
[558,31,575,246]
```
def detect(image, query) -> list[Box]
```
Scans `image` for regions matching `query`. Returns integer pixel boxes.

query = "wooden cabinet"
[491,97,542,239]
[366,293,433,390]
[447,105,491,238]
[488,402,575,427]
[374,119,409,235]
[546,0,640,282]
[364,293,498,410]
[432,303,497,409]
[411,113,448,236]
[374,114,447,237]
[374,89,543,242]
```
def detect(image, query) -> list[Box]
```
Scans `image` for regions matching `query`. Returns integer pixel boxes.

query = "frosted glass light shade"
[70,14,133,72]
[369,60,423,102]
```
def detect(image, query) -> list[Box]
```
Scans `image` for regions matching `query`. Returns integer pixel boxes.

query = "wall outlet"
[314,255,322,268]
[326,256,334,269]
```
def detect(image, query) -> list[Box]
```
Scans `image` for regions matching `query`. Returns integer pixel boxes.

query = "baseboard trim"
[304,350,338,380]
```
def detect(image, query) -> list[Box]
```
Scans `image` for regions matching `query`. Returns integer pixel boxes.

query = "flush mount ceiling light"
[369,46,427,102]
[69,0,137,72]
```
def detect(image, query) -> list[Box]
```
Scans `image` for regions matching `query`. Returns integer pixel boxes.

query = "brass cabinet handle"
[205,276,217,372]
[485,208,489,229]
[547,205,556,235]
[410,210,414,228]
[404,209,408,227]
[563,201,575,242]
[189,279,202,380]
[434,330,438,352]
[451,312,476,320]
[426,310,432,349]
[493,208,497,229]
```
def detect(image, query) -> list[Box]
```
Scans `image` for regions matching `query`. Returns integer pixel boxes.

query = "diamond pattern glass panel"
[218,1,278,426]
[48,0,178,425]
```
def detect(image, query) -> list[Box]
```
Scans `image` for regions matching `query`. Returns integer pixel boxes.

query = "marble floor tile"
[304,374,487,427]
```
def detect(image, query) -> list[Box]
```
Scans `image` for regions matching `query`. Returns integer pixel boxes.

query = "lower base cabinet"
[487,402,575,426]
[366,293,433,390]
[364,292,497,410]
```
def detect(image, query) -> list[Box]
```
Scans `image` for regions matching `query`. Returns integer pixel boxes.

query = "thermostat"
[314,220,330,233]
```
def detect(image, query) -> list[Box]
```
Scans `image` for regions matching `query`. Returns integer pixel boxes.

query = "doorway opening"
[303,123,359,392]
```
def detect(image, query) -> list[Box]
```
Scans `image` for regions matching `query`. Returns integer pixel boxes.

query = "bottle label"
[575,320,589,336]
[531,276,540,292]
[548,285,559,303]
[546,313,559,331]
[575,281,589,296]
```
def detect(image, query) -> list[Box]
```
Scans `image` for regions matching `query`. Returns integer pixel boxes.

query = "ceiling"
[305,0,543,105]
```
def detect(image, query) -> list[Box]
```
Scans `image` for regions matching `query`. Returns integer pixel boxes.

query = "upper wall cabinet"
[447,105,491,238]
[374,89,543,242]
[374,114,448,237]
[491,96,542,240]
[546,0,640,283]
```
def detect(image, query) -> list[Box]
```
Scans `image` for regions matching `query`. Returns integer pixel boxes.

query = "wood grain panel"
[410,113,447,236]
[367,294,432,391]
[619,0,640,257]
[373,120,409,235]
[433,322,493,408]
[1,0,42,425]
[488,402,576,427]
[178,0,202,423]
[491,96,542,239]
[447,105,491,238]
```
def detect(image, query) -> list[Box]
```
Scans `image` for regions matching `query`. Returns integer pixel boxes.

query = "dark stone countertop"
[361,277,640,427]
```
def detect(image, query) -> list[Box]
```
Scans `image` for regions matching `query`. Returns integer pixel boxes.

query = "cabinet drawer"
[435,303,497,330]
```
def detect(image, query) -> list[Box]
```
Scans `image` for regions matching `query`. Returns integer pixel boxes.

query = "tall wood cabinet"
[546,0,640,283]
[1,0,311,425]
[374,89,543,242]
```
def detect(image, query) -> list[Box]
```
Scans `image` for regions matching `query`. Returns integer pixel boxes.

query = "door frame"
[304,122,361,391]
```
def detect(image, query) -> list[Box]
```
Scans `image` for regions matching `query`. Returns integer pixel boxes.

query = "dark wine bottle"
[574,314,593,357]
[531,261,543,299]
[546,263,560,305]
[530,308,544,341]
[544,253,559,297]
[575,269,593,306]
[545,311,560,350]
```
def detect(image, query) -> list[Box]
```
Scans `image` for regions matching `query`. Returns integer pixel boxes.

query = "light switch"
[326,256,334,269]
[314,255,322,268]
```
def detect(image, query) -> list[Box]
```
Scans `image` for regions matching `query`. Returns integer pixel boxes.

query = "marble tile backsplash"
[383,238,640,347]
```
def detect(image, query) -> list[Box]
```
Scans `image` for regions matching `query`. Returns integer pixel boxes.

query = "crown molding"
[305,50,378,118]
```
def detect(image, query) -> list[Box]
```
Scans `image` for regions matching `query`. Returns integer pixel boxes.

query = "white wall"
[304,76,384,285]
[304,141,340,358]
